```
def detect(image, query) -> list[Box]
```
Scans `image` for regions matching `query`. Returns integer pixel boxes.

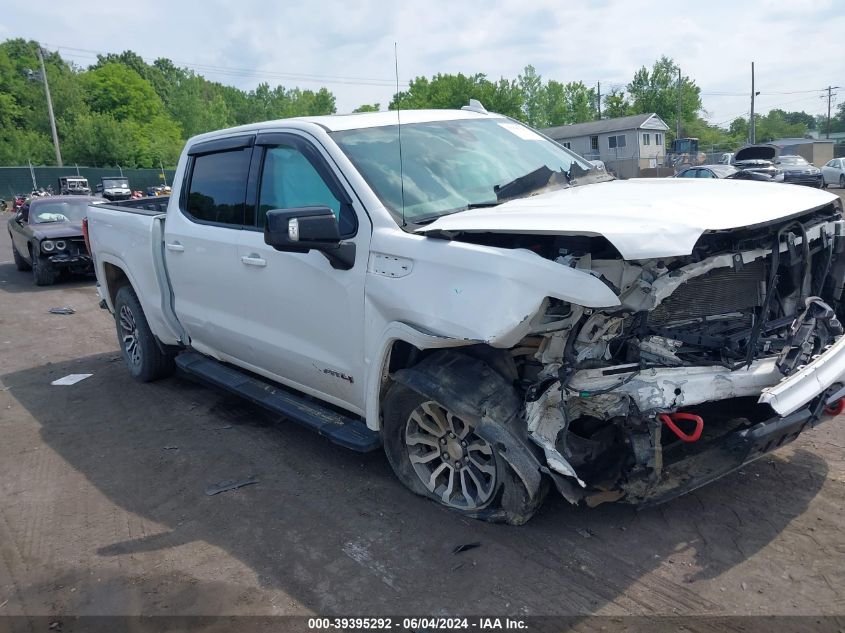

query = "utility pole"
[597,81,601,120]
[35,45,62,167]
[750,62,756,144]
[676,67,682,139]
[827,86,841,139]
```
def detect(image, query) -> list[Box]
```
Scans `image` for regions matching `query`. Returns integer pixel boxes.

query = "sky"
[1,0,843,127]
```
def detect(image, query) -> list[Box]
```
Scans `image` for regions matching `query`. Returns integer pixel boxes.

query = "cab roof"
[187,108,504,145]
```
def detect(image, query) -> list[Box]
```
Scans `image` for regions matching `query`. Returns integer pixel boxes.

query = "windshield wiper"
[410,201,502,226]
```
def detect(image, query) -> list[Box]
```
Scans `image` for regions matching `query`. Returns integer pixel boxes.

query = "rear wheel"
[31,253,55,286]
[382,382,547,524]
[113,286,175,382]
[840,174,845,189]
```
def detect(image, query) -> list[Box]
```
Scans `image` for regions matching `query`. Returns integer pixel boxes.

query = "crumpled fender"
[392,350,544,501]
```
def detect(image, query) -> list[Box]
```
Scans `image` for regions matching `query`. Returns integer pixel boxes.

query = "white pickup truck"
[87,106,845,524]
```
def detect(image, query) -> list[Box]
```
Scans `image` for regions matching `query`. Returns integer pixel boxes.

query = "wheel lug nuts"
[449,432,455,438]
[439,437,446,444]
[441,453,449,460]
[460,440,467,447]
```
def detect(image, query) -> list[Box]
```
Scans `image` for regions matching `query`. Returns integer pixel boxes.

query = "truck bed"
[87,195,183,347]
[95,196,170,215]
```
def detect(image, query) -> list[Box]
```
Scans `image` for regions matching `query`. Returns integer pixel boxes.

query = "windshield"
[778,155,809,166]
[331,118,596,223]
[31,200,89,223]
[103,178,128,188]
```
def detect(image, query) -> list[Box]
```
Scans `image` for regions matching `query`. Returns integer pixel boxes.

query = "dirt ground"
[0,200,844,624]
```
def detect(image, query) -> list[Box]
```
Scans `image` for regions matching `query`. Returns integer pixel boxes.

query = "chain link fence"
[0,166,176,201]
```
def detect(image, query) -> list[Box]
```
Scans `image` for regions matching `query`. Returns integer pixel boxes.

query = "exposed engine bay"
[462,201,845,505]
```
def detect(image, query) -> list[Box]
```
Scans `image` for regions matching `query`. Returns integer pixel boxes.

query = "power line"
[42,42,409,88]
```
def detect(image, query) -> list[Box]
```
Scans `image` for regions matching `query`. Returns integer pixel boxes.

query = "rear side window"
[185,148,252,226]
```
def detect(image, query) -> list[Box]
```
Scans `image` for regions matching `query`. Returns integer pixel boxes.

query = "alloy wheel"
[404,400,496,509]
[119,305,142,367]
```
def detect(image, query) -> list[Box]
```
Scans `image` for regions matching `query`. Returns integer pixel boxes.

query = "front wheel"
[113,286,175,382]
[31,254,55,286]
[11,239,30,271]
[382,382,547,524]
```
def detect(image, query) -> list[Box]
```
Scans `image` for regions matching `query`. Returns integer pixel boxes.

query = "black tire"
[11,239,30,271]
[113,285,175,382]
[382,381,548,525]
[31,253,55,286]
[840,174,845,189]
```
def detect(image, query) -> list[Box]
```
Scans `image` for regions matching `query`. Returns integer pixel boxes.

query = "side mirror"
[264,206,355,270]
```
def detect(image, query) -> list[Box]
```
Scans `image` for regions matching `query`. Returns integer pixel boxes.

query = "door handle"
[166,242,184,252]
[240,254,267,267]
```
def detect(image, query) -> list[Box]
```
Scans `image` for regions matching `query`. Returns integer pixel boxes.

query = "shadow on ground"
[0,261,95,294]
[2,354,830,616]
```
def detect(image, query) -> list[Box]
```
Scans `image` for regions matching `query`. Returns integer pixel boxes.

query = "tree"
[626,56,701,137]
[167,74,232,137]
[81,63,163,123]
[353,103,380,112]
[518,65,545,127]
[543,80,597,126]
[390,73,523,119]
[603,87,631,118]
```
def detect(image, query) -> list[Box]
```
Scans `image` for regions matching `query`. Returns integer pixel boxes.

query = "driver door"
[233,132,371,413]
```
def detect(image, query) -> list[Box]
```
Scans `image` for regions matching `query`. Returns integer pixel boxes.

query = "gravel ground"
[0,202,844,626]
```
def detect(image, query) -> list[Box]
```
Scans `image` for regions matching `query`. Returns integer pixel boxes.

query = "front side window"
[257,144,355,236]
[186,148,252,226]
[679,169,698,178]
[332,118,594,223]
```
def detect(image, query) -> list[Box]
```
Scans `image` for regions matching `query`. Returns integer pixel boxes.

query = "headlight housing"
[41,240,55,252]
[55,240,66,251]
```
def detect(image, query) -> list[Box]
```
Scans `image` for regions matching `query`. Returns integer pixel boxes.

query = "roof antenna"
[394,42,407,227]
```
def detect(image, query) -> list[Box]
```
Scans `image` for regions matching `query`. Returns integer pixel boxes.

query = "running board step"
[175,351,381,452]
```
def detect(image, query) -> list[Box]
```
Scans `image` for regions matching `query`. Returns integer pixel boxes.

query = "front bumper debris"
[620,392,838,507]
[761,330,845,415]
[47,253,92,270]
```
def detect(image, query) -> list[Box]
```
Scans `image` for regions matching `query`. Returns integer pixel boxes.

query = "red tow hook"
[658,412,704,443]
[824,399,845,416]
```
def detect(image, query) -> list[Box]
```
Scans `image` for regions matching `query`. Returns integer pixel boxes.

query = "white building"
[542,113,670,178]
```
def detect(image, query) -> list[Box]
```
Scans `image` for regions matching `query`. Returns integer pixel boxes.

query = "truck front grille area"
[649,260,766,326]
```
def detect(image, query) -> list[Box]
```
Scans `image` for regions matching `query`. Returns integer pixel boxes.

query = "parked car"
[88,108,845,524]
[58,176,91,196]
[717,152,734,165]
[100,176,132,201]
[732,144,785,180]
[775,155,824,188]
[7,195,100,285]
[675,164,774,181]
[822,158,845,189]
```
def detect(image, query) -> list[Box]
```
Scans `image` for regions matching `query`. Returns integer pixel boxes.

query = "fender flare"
[392,350,544,501]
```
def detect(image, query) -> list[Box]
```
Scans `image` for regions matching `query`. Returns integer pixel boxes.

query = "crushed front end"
[508,200,845,506]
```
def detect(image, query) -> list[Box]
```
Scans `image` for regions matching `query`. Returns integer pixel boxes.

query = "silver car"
[822,158,845,189]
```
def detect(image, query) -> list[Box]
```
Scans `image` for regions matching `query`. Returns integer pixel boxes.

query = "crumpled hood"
[735,145,777,162]
[31,221,84,240]
[418,179,839,260]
